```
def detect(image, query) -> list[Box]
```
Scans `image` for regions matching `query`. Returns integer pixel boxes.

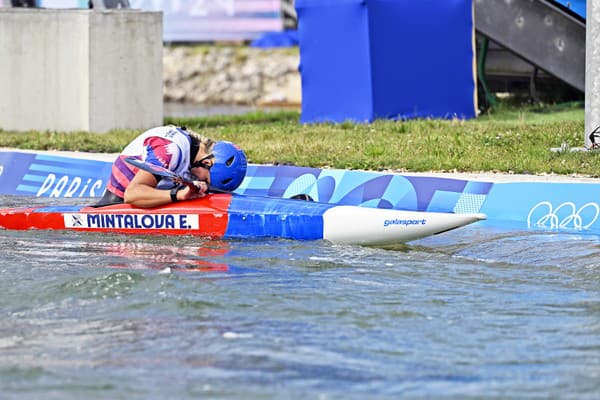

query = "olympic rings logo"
[527,201,600,230]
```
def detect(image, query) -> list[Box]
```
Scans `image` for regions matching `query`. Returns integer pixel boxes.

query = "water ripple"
[0,199,599,399]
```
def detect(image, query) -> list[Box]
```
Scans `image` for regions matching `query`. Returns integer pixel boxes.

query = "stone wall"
[163,46,302,107]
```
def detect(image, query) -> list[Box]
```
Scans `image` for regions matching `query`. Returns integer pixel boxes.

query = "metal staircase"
[475,0,585,92]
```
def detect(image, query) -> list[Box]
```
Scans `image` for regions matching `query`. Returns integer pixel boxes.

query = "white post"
[585,1,600,148]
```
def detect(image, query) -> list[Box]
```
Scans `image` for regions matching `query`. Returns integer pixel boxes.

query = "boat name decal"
[64,213,199,230]
[527,201,599,229]
[383,218,427,227]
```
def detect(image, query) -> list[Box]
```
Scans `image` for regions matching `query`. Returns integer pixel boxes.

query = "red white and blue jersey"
[106,126,194,198]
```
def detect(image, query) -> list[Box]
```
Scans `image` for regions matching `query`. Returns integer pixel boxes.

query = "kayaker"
[95,125,247,208]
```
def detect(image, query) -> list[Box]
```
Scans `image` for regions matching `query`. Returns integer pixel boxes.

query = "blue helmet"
[210,141,247,192]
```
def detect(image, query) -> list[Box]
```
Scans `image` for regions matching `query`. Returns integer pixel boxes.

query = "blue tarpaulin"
[295,0,477,123]
[250,30,299,48]
[552,0,586,19]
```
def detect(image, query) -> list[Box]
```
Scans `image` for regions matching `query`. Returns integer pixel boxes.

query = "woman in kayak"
[95,125,247,208]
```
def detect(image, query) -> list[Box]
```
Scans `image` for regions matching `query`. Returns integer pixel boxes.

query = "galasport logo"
[527,201,600,230]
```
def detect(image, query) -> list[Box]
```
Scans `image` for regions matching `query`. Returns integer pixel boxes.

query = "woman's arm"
[124,170,208,208]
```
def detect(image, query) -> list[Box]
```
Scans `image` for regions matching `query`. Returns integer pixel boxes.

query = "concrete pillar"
[0,8,162,133]
[586,1,600,148]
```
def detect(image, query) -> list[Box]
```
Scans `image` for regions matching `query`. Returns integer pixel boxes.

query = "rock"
[163,46,301,107]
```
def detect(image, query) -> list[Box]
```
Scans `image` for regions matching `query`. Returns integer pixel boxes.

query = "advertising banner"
[129,0,282,42]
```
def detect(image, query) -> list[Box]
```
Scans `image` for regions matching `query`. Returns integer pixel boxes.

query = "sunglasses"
[190,153,215,170]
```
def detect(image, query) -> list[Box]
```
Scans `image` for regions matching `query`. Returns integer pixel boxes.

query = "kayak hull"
[0,193,485,246]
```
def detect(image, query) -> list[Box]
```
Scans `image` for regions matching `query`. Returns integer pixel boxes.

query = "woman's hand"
[176,181,209,201]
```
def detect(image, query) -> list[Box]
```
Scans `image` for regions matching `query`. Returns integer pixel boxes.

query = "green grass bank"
[0,102,596,177]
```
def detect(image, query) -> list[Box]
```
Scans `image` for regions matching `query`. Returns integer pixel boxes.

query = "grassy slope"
[0,103,595,176]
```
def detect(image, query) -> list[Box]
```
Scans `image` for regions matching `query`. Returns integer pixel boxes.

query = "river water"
[0,196,599,399]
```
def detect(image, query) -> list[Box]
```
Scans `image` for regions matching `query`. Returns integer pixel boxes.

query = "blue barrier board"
[0,151,112,198]
[3,149,600,235]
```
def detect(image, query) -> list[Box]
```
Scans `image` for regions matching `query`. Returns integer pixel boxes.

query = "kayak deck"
[0,193,485,246]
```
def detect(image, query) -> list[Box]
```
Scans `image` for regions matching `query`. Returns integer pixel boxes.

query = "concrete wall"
[0,9,162,133]
[586,1,600,148]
